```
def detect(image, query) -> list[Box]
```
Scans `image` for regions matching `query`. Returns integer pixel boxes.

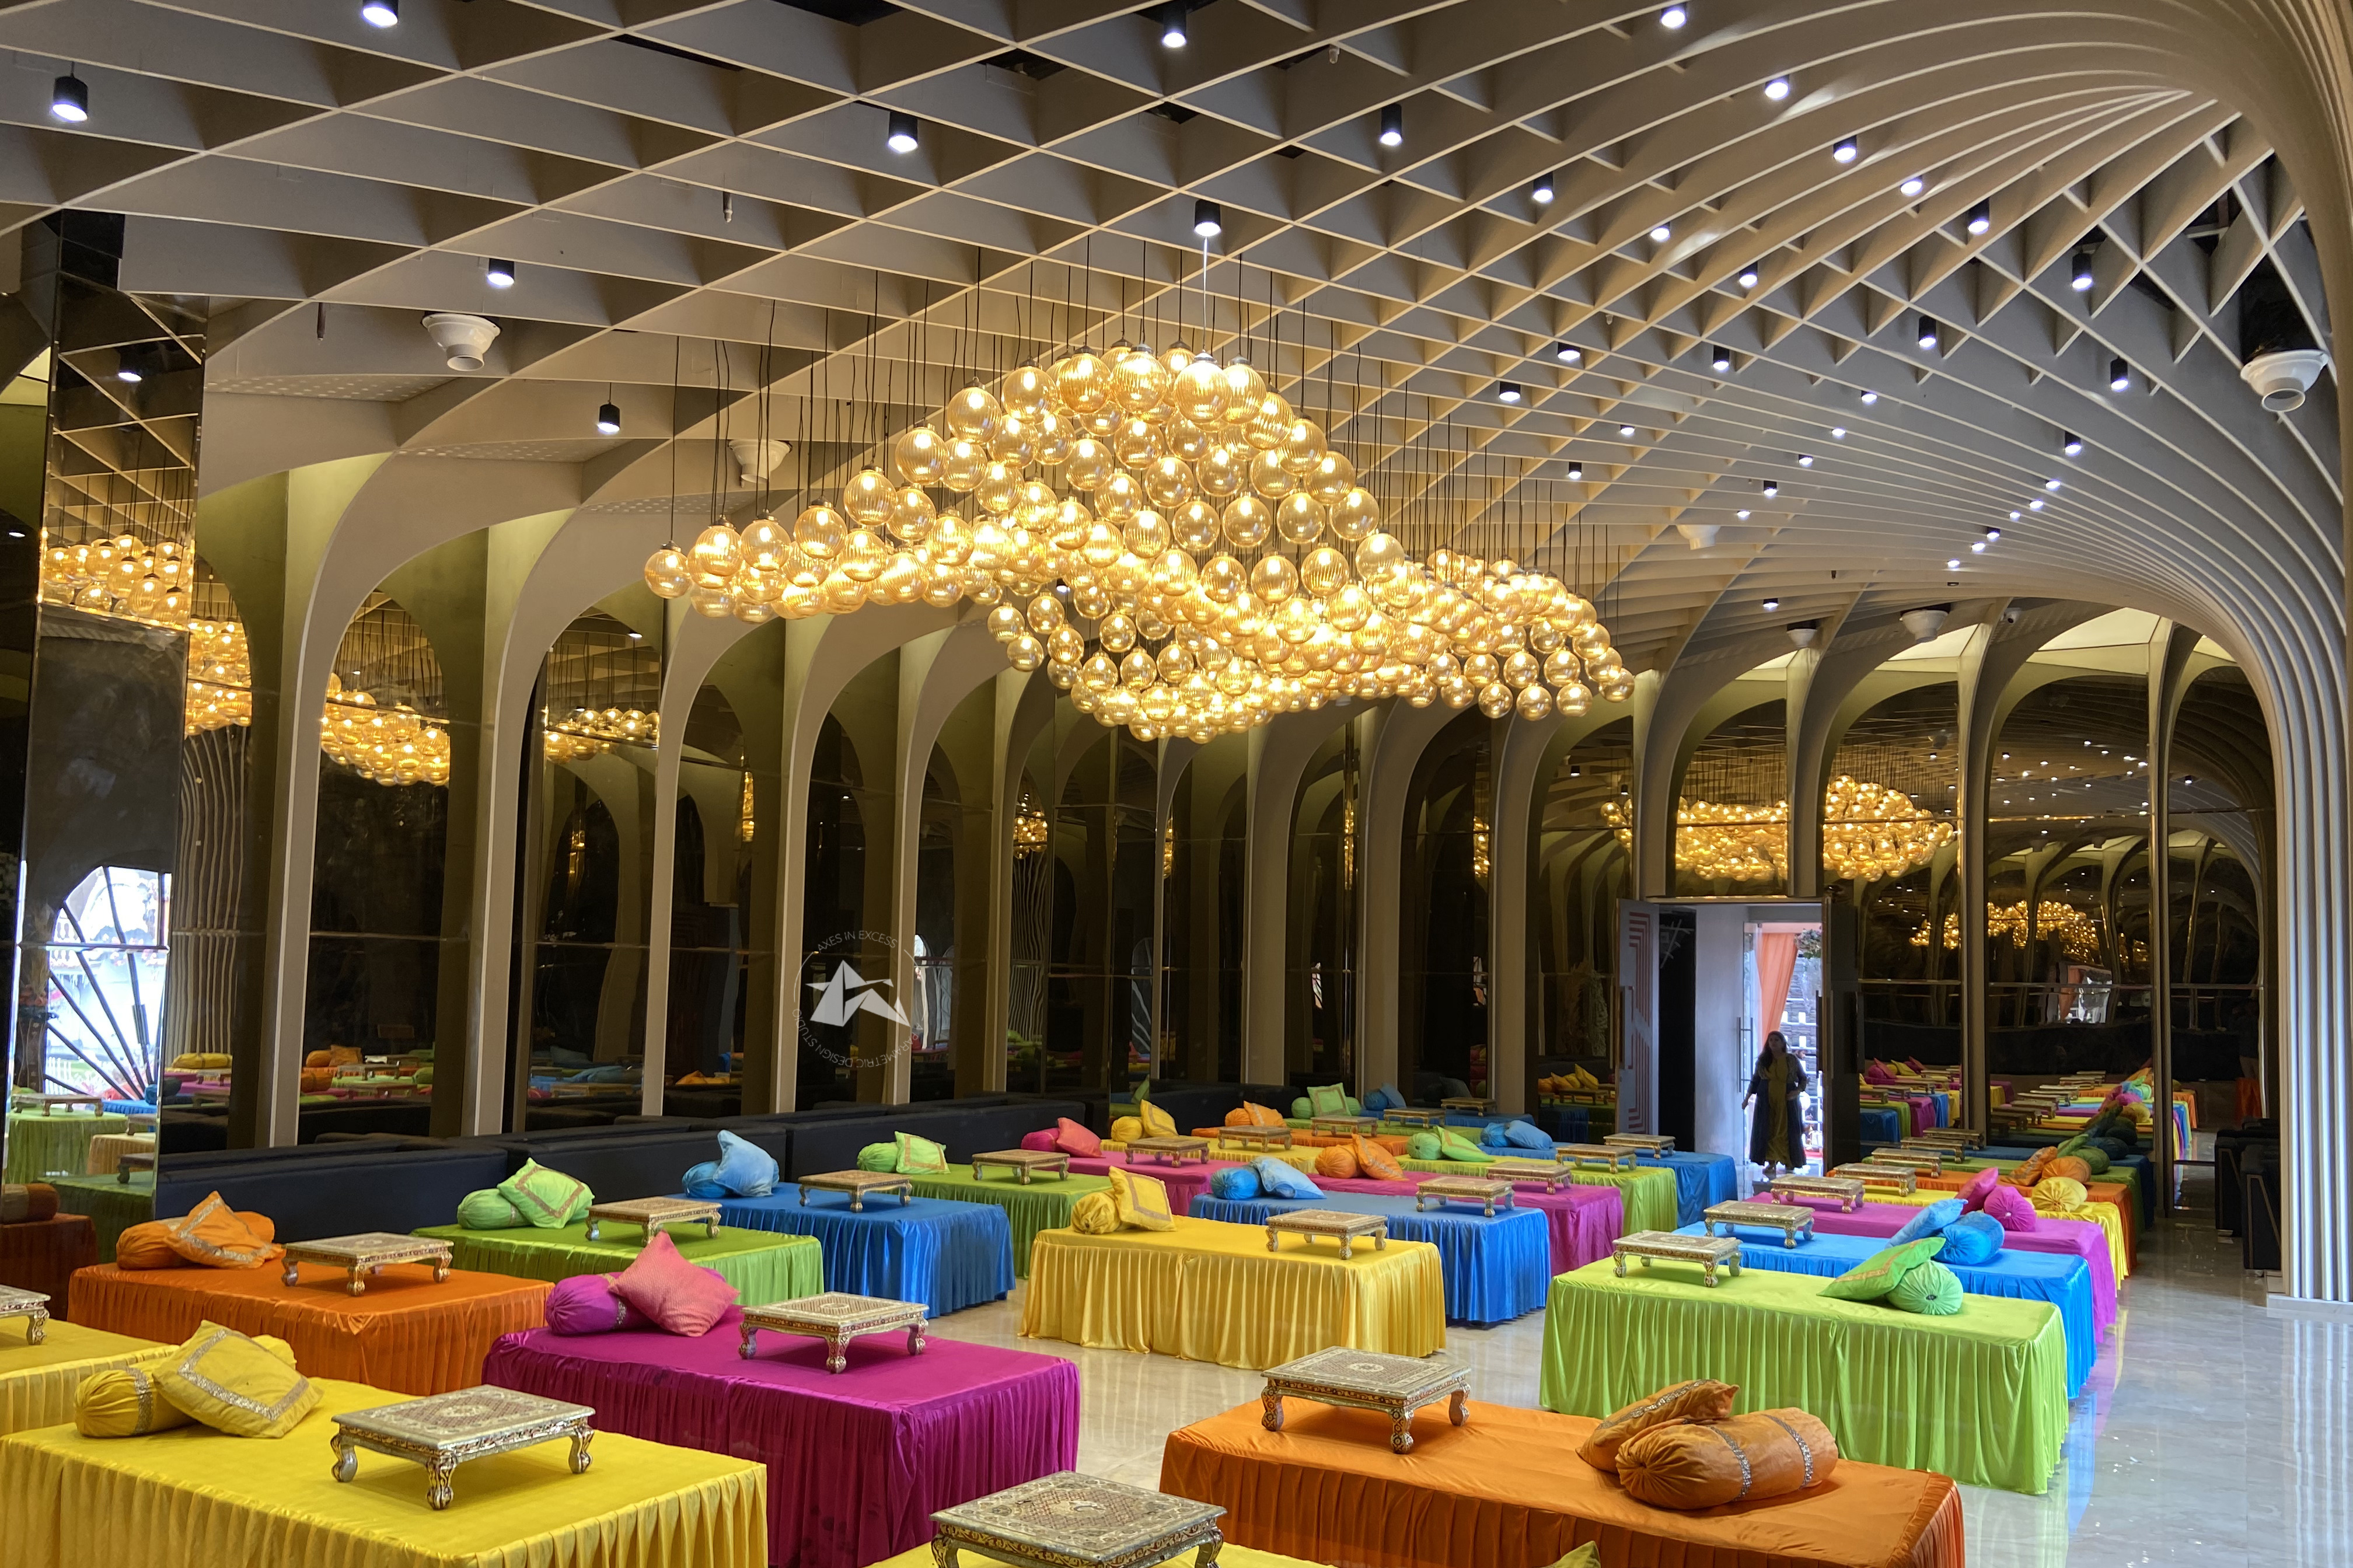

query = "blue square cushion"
[713,1130,778,1197]
[1480,1122,1511,1148]
[1253,1157,1324,1200]
[1938,1210,2005,1266]
[1381,1082,1408,1109]
[1502,1120,1552,1151]
[1208,1165,1262,1201]
[1890,1196,1966,1245]
[680,1161,728,1200]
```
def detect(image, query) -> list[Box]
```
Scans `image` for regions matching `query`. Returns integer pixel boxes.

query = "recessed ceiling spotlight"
[1797,453,1815,466]
[2070,244,2097,292]
[1764,76,1790,101]
[1859,389,1878,405]
[886,111,920,153]
[1532,172,1555,205]
[1966,200,1991,235]
[1900,174,1925,197]
[1618,422,1638,437]
[2062,432,2083,456]
[1985,525,2002,541]
[1193,198,1223,238]
[1156,2,1188,48]
[1736,508,1752,518]
[1555,342,1582,363]
[1710,345,1731,372]
[485,257,516,289]
[1970,540,1987,553]
[1761,596,1781,611]
[114,362,142,385]
[1916,315,1939,350]
[595,400,622,435]
[2108,357,2131,393]
[1831,426,1847,438]
[1660,4,1688,28]
[1761,478,1780,497]
[1832,137,1859,163]
[1378,103,1404,147]
[1566,462,1585,480]
[1947,558,1962,570]
[2029,497,2046,511]
[2044,477,2062,491]
[1497,382,1523,403]
[360,0,399,25]
[50,71,88,123]
[1650,223,1673,243]
[2008,509,2022,521]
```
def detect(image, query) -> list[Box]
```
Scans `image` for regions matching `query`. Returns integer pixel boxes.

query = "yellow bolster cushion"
[77,1333,297,1439]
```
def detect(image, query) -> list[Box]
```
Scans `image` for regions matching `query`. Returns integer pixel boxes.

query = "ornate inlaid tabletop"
[739,1291,927,1373]
[1307,1115,1378,1138]
[1702,1200,1816,1246]
[280,1232,454,1295]
[1611,1229,1744,1286]
[1414,1176,1514,1217]
[971,1150,1070,1183]
[1212,1125,1294,1151]
[1907,1128,1985,1150]
[583,1196,722,1242]
[1555,1143,1641,1172]
[1438,1096,1496,1115]
[1603,1132,1676,1154]
[1263,1209,1388,1259]
[1864,1148,1946,1176]
[330,1387,594,1510]
[1123,1136,1210,1167]
[1262,1347,1471,1454]
[1831,1162,1920,1194]
[1769,1174,1868,1211]
[799,1170,917,1210]
[1483,1157,1572,1191]
[0,1286,50,1344]
[930,1473,1224,1568]
[1378,1106,1447,1129]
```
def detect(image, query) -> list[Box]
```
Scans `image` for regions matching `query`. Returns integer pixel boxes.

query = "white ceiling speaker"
[422,312,499,371]
[1900,605,1950,642]
[1675,522,1720,550]
[1786,621,1819,649]
[730,438,793,487]
[2239,348,2329,412]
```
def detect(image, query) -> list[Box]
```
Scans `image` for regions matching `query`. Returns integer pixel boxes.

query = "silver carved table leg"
[26,1308,45,1345]
[1449,1388,1469,1426]
[739,1325,760,1360]
[1338,1237,1354,1260]
[1261,1389,1284,1430]
[1197,1535,1223,1567]
[433,1260,451,1281]
[1390,1403,1414,1453]
[930,1542,958,1568]
[347,1265,368,1297]
[585,1218,602,1241]
[704,1217,717,1237]
[331,1433,358,1483]
[426,1456,456,1510]
[907,1323,926,1356]
[282,1260,301,1287]
[568,1424,594,1474]
[825,1331,849,1373]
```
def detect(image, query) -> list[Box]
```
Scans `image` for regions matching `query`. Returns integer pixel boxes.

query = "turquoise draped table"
[1539,1259,2068,1494]
[1188,1191,1549,1325]
[711,1186,1014,1317]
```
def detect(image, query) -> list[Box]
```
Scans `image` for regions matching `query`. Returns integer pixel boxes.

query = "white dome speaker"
[2239,349,2329,412]
[730,438,793,487]
[422,312,500,371]
[1900,605,1950,643]
[1674,522,1720,550]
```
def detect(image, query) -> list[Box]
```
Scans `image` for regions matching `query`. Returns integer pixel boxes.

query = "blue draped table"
[1859,1106,1905,1146]
[713,1186,1014,1317]
[1188,1191,1549,1325]
[1631,1151,1738,1225]
[1676,1221,2097,1398]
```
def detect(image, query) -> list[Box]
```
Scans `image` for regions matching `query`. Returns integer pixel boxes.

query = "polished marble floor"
[930,1169,2352,1567]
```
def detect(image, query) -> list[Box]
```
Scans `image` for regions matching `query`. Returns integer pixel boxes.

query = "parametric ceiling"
[1,0,2344,676]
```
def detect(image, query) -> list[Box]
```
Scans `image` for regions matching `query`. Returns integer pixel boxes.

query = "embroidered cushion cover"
[154,1321,319,1438]
[1576,1379,1740,1472]
[456,1188,525,1230]
[1106,1166,1175,1231]
[1615,1409,1841,1508]
[1314,1143,1360,1179]
[75,1333,296,1438]
[495,1160,594,1228]
[1818,1237,1946,1302]
[163,1193,283,1270]
[711,1130,778,1196]
[1890,1196,1966,1245]
[894,1131,949,1175]
[1137,1098,1179,1138]
[1307,1083,1349,1117]
[1353,1137,1405,1181]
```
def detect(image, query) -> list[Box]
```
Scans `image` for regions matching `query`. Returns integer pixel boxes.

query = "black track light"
[486,258,516,289]
[596,400,622,436]
[361,0,399,26]
[1738,261,1761,289]
[1762,477,1780,498]
[50,71,88,123]
[1555,342,1582,364]
[1532,171,1555,205]
[1761,596,1781,612]
[1566,462,1585,481]
[1618,422,1638,438]
[1497,382,1523,404]
[1832,137,1859,163]
[886,111,919,153]
[2070,243,2097,292]
[1917,315,1939,350]
[1156,2,1187,49]
[2062,432,2083,457]
[2108,357,2131,392]
[1378,103,1403,148]
[1660,4,1688,27]
[1192,198,1223,238]
[1764,76,1790,102]
[1710,345,1731,372]
[1966,200,1991,236]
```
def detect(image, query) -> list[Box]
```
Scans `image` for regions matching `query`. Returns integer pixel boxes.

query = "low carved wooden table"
[1307,1115,1378,1139]
[0,1286,49,1345]
[799,1170,917,1210]
[280,1232,453,1295]
[1265,1210,1388,1259]
[9,1091,104,1114]
[928,1473,1224,1568]
[583,1196,721,1242]
[330,1387,594,1510]
[739,1291,927,1373]
[1908,1128,1985,1150]
[1379,1106,1447,1130]
[114,1150,156,1183]
[1483,1157,1573,1191]
[1261,1347,1471,1454]
[1611,1230,1744,1286]
[1439,1096,1496,1116]
[1865,1148,1946,1176]
[1124,1136,1210,1167]
[1556,1143,1642,1172]
[1770,1174,1868,1211]
[1702,1200,1816,1247]
[971,1150,1070,1184]
[1414,1176,1514,1217]
[1604,1132,1676,1155]
[1213,1125,1294,1153]
[1831,1162,1920,1195]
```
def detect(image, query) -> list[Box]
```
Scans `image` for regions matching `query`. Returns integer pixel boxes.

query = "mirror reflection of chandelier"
[319,674,451,787]
[1914,901,2102,962]
[1601,774,1950,882]
[645,342,1628,740]
[186,619,253,734]
[39,532,190,625]
[543,706,659,762]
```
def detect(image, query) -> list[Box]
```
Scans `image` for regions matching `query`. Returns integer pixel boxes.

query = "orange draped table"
[67,1261,549,1394]
[1161,1397,1963,1568]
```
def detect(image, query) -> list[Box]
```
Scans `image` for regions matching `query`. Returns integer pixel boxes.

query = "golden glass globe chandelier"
[39,531,190,626]
[644,336,1629,740]
[320,673,452,787]
[185,618,253,735]
[1604,774,1950,882]
[542,705,659,762]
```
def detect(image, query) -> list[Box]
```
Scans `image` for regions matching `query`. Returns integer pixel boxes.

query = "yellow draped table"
[0,1376,767,1568]
[1021,1216,1446,1370]
[0,1321,169,1438]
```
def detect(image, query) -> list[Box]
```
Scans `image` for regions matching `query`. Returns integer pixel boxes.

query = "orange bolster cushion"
[1314,1143,1359,1179]
[1577,1379,1739,1472]
[2044,1155,2093,1184]
[0,1183,59,1224]
[1353,1136,1405,1181]
[303,1050,333,1069]
[1616,1409,1841,1509]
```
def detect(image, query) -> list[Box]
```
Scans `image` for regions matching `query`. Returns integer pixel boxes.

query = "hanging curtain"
[1757,932,1800,1045]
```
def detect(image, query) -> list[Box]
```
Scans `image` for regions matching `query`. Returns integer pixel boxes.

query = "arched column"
[1354,700,1458,1096]
[1241,705,1356,1086]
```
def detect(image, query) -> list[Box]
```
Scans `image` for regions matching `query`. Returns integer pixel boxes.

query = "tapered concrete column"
[1489,712,1563,1116]
[2146,620,2201,1205]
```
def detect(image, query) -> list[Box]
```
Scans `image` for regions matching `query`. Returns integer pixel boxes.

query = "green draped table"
[1400,1158,1680,1235]
[412,1222,821,1305]
[1538,1260,2067,1494]
[48,1172,155,1264]
[902,1165,1111,1279]
[5,1112,128,1185]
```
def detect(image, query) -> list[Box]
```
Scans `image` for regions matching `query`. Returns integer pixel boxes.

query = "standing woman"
[1745,1031,1809,1176]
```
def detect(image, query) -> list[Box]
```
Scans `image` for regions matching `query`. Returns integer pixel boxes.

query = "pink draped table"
[1762,1195,2117,1335]
[483,1319,1078,1568]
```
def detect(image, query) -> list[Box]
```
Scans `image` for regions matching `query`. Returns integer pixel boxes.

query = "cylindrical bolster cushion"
[1615,1409,1841,1508]
[0,1183,60,1224]
[1575,1378,1739,1472]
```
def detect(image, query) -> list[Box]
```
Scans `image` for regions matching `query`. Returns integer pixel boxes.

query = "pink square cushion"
[1053,1116,1103,1157]
[1958,1167,2001,1211]
[609,1231,741,1335]
[1981,1182,2040,1232]
[1020,1129,1059,1152]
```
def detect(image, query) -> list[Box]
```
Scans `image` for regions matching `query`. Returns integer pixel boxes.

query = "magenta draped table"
[1310,1174,1624,1272]
[483,1322,1078,1568]
[1767,1195,2117,1335]
[1065,1151,1216,1212]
